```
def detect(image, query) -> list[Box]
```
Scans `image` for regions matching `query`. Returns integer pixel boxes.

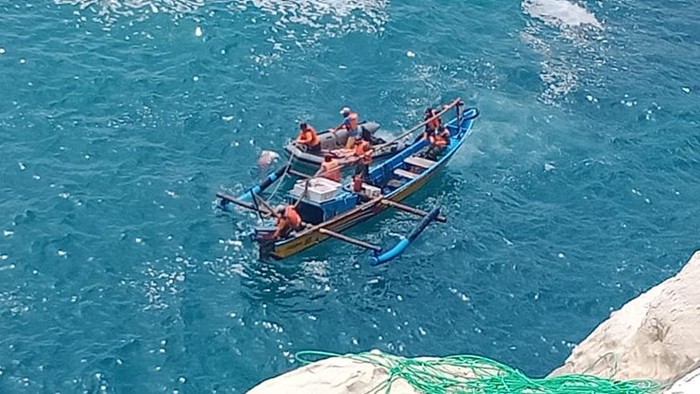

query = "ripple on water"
[55,0,389,37]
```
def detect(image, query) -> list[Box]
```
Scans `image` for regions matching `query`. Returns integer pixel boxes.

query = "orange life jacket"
[354,140,372,164]
[433,127,450,147]
[298,126,320,147]
[320,159,341,182]
[284,206,302,228]
[425,110,441,130]
[352,175,363,192]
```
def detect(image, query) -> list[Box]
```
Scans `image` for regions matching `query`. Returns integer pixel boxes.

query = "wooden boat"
[283,121,411,168]
[217,99,480,264]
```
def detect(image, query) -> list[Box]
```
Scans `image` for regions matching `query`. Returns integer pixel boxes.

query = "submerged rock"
[550,251,700,383]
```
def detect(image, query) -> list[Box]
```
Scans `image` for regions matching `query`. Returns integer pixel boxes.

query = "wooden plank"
[404,156,435,169]
[394,168,419,180]
[217,192,274,216]
[380,199,447,223]
[318,228,382,252]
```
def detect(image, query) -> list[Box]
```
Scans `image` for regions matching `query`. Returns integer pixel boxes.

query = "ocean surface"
[1,0,699,392]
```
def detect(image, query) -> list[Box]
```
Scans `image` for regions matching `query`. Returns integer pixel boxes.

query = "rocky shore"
[248,251,700,393]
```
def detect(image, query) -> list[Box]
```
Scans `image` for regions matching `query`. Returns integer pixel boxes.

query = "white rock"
[550,251,700,382]
[247,351,480,394]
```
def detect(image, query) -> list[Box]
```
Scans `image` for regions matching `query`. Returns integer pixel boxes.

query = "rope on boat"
[294,350,662,394]
[267,149,297,201]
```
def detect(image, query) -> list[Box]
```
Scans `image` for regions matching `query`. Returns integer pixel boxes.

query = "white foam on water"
[55,0,389,37]
[523,0,602,29]
[55,0,206,16]
[240,0,388,31]
[521,0,606,104]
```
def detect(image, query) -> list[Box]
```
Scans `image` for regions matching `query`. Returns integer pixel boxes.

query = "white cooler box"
[290,178,342,203]
[360,183,382,198]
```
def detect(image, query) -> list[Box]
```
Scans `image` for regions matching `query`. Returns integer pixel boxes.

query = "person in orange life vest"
[296,122,321,154]
[353,136,373,180]
[431,125,450,148]
[316,155,341,182]
[352,175,363,192]
[272,204,303,239]
[334,107,360,148]
[425,125,450,160]
[424,107,442,134]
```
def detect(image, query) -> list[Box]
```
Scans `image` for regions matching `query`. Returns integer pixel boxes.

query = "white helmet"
[339,107,351,115]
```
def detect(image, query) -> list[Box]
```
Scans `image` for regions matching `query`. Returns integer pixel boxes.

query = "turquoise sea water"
[1,0,699,392]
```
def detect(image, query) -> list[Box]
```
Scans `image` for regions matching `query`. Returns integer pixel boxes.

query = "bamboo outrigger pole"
[380,199,447,223]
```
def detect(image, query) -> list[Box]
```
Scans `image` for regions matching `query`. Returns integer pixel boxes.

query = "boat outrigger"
[217,98,479,264]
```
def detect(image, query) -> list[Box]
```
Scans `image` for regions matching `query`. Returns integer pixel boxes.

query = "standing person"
[353,136,373,180]
[424,107,442,134]
[316,155,341,182]
[296,122,321,154]
[334,107,360,148]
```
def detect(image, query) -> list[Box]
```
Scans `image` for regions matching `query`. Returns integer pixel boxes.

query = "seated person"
[432,125,450,148]
[272,205,303,239]
[316,155,341,183]
[424,125,450,160]
[296,122,321,154]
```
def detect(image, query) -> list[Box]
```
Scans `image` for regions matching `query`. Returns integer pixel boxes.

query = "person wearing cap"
[353,135,373,180]
[272,204,303,239]
[334,107,360,148]
[296,122,321,154]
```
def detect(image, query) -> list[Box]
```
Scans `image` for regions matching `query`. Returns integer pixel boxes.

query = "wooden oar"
[380,199,447,223]
[217,192,274,217]
[372,98,462,150]
[252,191,280,218]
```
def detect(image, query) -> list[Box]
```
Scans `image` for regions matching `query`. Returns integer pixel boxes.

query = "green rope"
[295,351,661,394]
